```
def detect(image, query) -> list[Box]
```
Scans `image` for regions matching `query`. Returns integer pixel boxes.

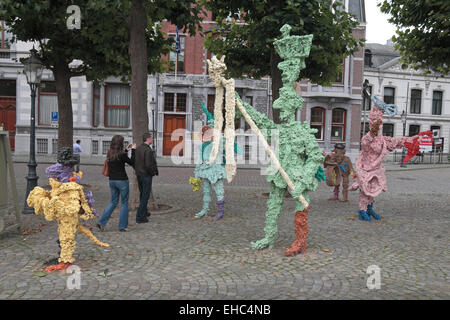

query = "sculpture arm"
[235,93,277,134]
[384,136,409,151]
[291,145,324,197]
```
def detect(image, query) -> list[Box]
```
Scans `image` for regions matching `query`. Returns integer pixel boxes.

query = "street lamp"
[400,110,407,168]
[22,48,44,214]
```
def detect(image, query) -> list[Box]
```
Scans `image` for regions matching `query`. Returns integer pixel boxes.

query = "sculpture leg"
[213,179,225,221]
[358,191,373,222]
[332,186,340,200]
[251,183,285,250]
[285,193,310,256]
[195,180,211,218]
[57,220,78,264]
[340,175,349,202]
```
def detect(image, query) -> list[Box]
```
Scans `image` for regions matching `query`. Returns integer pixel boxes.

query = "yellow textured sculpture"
[27,178,109,267]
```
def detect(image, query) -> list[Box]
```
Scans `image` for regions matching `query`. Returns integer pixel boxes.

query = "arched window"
[310,107,325,140]
[331,108,346,141]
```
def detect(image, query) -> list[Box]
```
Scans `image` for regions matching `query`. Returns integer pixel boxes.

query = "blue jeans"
[98,180,130,230]
[136,175,153,221]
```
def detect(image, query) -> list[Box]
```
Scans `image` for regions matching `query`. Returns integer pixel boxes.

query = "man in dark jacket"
[134,132,159,223]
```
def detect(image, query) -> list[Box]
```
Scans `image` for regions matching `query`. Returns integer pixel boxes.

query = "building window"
[382,123,394,137]
[37,138,48,154]
[52,139,58,154]
[92,140,99,154]
[364,49,372,67]
[361,121,369,138]
[235,96,252,131]
[38,81,58,125]
[0,79,15,96]
[310,107,325,140]
[92,83,100,127]
[430,125,440,137]
[331,108,346,141]
[334,59,345,84]
[432,91,442,115]
[207,94,215,114]
[363,85,372,111]
[169,36,185,73]
[102,140,110,155]
[383,87,395,104]
[1,20,12,49]
[105,84,130,128]
[164,93,186,112]
[409,124,420,137]
[410,89,422,114]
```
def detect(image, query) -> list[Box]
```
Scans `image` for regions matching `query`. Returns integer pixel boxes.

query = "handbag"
[102,160,109,177]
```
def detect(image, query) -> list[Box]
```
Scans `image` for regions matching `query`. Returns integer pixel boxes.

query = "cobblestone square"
[0,163,449,299]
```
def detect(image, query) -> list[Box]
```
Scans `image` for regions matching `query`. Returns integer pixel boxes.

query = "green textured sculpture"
[240,24,322,256]
[206,24,323,256]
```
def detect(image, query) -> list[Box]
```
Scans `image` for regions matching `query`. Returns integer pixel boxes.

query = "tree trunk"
[53,61,73,149]
[270,47,283,124]
[128,0,157,210]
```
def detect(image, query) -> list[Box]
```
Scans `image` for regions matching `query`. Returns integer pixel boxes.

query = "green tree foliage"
[0,0,202,147]
[380,0,450,75]
[203,0,363,84]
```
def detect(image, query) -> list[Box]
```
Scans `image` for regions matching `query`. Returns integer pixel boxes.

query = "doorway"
[163,114,186,156]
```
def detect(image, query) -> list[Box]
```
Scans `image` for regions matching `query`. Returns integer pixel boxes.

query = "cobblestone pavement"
[0,163,449,299]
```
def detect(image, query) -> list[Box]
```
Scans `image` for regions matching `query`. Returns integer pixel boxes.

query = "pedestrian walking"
[134,132,158,224]
[73,139,83,173]
[97,135,136,232]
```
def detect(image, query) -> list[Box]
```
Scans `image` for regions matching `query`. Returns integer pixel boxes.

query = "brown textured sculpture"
[323,143,354,202]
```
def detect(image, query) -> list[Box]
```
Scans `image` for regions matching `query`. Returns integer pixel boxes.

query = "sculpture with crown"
[205,24,324,256]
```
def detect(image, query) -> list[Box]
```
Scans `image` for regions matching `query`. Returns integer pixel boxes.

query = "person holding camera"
[134,132,159,224]
[97,135,136,232]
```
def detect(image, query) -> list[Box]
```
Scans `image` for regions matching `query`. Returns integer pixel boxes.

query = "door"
[163,114,186,156]
[0,97,16,151]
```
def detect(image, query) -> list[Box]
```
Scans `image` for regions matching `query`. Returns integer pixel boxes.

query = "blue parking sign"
[51,112,58,121]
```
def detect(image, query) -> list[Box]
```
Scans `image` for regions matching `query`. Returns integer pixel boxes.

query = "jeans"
[98,180,130,230]
[136,175,153,221]
[74,154,80,173]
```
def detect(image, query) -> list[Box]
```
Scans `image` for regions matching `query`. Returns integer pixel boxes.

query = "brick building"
[1,1,368,162]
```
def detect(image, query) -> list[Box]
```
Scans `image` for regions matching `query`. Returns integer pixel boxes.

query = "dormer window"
[364,49,372,67]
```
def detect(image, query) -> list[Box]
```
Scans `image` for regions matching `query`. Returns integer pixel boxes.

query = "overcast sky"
[365,0,397,44]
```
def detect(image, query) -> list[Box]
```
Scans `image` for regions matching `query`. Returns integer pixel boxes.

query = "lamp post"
[400,110,407,167]
[22,48,44,214]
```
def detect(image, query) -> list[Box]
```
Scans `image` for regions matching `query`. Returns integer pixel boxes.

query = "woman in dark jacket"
[97,135,136,231]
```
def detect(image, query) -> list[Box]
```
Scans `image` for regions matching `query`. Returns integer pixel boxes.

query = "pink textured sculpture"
[349,105,415,221]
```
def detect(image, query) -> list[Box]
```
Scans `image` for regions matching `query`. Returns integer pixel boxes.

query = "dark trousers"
[136,175,153,221]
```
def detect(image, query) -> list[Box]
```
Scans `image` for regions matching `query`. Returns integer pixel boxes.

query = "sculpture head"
[369,105,384,134]
[333,143,346,163]
[57,146,78,167]
[207,55,227,87]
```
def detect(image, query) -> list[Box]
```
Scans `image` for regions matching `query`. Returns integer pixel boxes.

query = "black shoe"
[136,218,149,224]
[146,212,151,217]
[97,223,105,231]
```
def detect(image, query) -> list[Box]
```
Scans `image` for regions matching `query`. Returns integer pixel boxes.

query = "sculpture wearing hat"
[323,143,354,202]
[26,147,109,272]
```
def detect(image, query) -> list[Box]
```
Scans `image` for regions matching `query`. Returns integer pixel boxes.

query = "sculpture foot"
[367,203,381,220]
[194,209,209,219]
[214,197,225,221]
[284,242,306,257]
[358,209,373,222]
[45,262,72,272]
[251,237,274,250]
[213,212,223,221]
